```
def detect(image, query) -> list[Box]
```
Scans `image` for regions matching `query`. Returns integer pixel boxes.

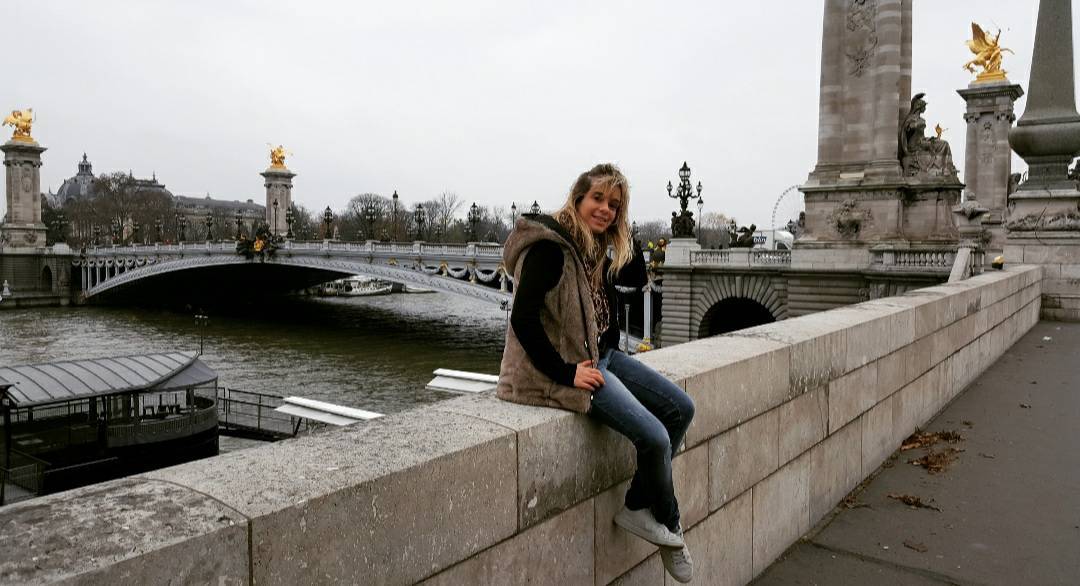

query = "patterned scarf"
[582,257,609,338]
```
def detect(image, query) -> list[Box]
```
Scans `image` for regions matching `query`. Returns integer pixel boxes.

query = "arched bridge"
[74,241,513,306]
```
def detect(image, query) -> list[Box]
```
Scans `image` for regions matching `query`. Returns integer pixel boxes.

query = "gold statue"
[934,124,946,139]
[268,143,291,169]
[964,22,1012,83]
[2,108,35,142]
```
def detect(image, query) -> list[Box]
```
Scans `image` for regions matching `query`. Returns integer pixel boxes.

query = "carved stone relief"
[845,0,878,77]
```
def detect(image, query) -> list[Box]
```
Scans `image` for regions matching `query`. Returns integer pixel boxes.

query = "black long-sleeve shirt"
[510,241,647,387]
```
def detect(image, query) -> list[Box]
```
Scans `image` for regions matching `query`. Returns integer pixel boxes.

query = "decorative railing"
[81,240,503,261]
[106,403,218,448]
[690,248,791,268]
[870,248,956,272]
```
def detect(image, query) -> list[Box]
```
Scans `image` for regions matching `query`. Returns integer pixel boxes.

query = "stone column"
[260,166,295,237]
[957,81,1024,258]
[1007,0,1080,321]
[1,138,47,248]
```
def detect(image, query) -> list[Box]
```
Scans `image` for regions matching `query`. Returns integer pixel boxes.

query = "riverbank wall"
[0,265,1042,585]
[0,248,73,309]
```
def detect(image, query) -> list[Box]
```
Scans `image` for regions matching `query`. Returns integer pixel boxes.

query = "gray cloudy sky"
[3,1,1056,227]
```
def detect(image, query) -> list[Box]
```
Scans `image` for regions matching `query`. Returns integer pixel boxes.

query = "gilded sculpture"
[2,108,35,142]
[268,144,291,169]
[964,22,1012,83]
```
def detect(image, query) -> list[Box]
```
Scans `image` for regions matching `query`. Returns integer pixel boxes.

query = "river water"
[0,292,508,415]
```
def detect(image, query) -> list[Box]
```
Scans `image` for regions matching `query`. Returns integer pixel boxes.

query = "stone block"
[753,452,811,576]
[637,336,790,448]
[809,418,862,523]
[0,478,248,585]
[891,374,925,446]
[593,480,656,584]
[611,554,663,586]
[1023,244,1080,264]
[828,362,878,434]
[143,408,518,585]
[733,316,848,395]
[861,399,895,477]
[778,387,827,466]
[680,490,753,586]
[672,443,710,528]
[422,500,594,586]
[841,303,915,372]
[709,409,779,510]
[436,393,634,530]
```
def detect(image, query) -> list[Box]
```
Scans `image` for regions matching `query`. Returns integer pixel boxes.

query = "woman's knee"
[678,392,696,424]
[637,423,672,455]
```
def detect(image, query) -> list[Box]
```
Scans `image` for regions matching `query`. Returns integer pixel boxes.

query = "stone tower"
[799,0,962,268]
[261,161,295,237]
[2,135,47,248]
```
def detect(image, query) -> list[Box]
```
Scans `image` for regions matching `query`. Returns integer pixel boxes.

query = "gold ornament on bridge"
[2,108,35,142]
[267,143,291,169]
[964,23,1012,83]
[934,124,946,139]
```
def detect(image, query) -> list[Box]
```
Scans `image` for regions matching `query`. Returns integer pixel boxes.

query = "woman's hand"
[574,360,605,391]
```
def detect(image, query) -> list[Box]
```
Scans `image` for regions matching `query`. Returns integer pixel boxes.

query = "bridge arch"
[40,265,53,292]
[691,273,786,338]
[78,254,512,306]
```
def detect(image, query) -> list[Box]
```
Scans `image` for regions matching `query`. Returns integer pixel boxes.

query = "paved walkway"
[755,321,1080,586]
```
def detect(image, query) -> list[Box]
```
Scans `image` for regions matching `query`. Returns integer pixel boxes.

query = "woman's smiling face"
[576,180,622,235]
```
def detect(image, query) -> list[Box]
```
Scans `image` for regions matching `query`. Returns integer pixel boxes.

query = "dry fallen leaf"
[903,539,929,553]
[887,493,942,511]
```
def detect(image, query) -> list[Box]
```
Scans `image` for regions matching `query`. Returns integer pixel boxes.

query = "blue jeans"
[589,348,696,532]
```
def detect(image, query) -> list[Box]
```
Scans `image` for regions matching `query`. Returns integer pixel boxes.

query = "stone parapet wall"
[1005,240,1080,321]
[0,266,1042,585]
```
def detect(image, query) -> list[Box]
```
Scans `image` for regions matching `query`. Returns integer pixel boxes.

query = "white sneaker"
[661,525,694,583]
[613,506,685,548]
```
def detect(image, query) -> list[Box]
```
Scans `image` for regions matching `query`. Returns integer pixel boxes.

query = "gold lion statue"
[964,23,1012,82]
[268,143,291,168]
[3,108,35,142]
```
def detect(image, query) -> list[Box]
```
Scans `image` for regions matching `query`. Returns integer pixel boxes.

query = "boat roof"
[0,351,218,408]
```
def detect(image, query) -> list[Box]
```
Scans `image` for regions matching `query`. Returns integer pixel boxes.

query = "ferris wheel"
[770,184,805,231]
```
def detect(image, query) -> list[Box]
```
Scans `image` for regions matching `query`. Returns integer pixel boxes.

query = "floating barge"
[0,352,220,505]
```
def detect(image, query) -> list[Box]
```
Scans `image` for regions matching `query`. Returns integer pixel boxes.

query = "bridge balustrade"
[690,248,791,268]
[870,247,955,272]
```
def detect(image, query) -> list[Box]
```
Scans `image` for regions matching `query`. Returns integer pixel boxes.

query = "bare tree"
[429,191,463,238]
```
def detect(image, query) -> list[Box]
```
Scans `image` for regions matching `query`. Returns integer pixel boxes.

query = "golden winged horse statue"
[964,23,1012,82]
[2,108,35,142]
[268,143,292,169]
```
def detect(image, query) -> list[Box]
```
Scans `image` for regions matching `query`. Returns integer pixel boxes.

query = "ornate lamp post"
[666,162,703,238]
[92,225,101,247]
[194,312,209,355]
[178,215,188,243]
[204,211,214,241]
[467,202,481,241]
[530,200,541,215]
[234,209,243,240]
[272,199,279,237]
[433,222,443,243]
[364,201,378,240]
[154,217,163,243]
[110,218,120,243]
[285,205,294,240]
[510,202,518,224]
[391,190,400,241]
[323,206,334,240]
[132,220,142,244]
[413,203,426,241]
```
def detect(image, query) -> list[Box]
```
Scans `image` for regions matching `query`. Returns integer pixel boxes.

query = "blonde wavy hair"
[552,163,633,281]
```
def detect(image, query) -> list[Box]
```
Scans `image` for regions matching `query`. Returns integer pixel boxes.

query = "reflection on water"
[0,293,508,414]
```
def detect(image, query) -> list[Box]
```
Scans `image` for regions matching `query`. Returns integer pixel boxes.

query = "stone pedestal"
[1,139,47,249]
[1006,0,1080,321]
[957,81,1024,259]
[662,238,700,267]
[261,166,296,237]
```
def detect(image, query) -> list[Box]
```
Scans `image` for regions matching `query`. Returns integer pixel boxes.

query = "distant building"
[51,153,265,230]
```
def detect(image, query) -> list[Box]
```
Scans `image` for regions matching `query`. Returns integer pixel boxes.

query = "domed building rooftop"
[54,153,97,204]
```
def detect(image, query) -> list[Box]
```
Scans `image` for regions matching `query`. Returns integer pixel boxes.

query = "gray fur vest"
[496,216,600,414]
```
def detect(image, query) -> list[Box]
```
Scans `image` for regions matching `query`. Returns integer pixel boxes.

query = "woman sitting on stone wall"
[496,163,696,583]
